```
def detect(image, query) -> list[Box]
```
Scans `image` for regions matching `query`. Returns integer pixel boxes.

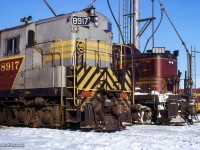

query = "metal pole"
[130,0,132,44]
[152,0,155,48]
[133,0,140,50]
[192,49,200,94]
[190,48,192,93]
[193,48,196,94]
[118,0,121,43]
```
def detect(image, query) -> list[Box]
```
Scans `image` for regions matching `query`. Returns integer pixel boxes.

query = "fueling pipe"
[157,0,192,95]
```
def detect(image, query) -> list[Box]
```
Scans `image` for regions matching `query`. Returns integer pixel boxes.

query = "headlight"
[168,59,173,67]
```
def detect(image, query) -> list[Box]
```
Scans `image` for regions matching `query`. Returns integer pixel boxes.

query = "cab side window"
[6,36,20,56]
[27,30,35,47]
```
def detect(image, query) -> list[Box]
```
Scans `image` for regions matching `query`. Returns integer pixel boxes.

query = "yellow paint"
[75,66,131,92]
[49,47,75,53]
[0,61,20,72]
[194,93,200,97]
[49,40,112,53]
[50,40,76,48]
[107,68,121,90]
[12,56,25,89]
[77,67,97,90]
[45,52,112,62]
[46,39,112,63]
[124,71,131,91]
[45,53,73,60]
[196,103,200,112]
[0,55,25,61]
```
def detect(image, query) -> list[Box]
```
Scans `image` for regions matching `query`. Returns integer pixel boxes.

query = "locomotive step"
[66,98,77,101]
[66,75,77,78]
[66,86,77,88]
[66,109,77,111]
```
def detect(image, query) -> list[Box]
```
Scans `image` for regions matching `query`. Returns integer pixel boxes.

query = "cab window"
[6,36,20,56]
[27,30,35,47]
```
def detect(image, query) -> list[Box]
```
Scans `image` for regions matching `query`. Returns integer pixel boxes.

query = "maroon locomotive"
[113,44,196,124]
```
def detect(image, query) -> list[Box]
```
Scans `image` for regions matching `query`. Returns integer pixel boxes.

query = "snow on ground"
[0,123,200,150]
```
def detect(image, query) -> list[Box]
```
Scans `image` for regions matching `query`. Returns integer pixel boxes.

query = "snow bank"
[0,123,200,150]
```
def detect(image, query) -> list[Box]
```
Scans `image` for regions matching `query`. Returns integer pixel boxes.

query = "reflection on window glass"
[6,36,20,56]
[28,30,35,47]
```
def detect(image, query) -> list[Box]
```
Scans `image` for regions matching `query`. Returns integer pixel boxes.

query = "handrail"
[112,43,132,69]
[52,39,64,107]
[70,37,113,107]
[112,43,134,103]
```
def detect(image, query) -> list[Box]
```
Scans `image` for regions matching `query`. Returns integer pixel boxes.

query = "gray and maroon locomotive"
[0,0,197,130]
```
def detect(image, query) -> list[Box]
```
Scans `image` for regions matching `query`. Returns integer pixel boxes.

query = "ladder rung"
[66,86,77,88]
[66,120,79,123]
[66,109,77,111]
[66,75,77,77]
[66,76,73,77]
[66,98,76,100]
[69,66,78,70]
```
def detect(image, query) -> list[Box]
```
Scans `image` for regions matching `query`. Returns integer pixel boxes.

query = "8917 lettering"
[72,16,90,26]
[0,61,20,71]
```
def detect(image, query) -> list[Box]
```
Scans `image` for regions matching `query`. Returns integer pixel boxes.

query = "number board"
[0,56,24,90]
[72,16,90,26]
[0,60,20,72]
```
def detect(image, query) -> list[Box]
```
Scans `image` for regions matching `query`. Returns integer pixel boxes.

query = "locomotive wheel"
[143,109,152,124]
[25,111,31,126]
[42,110,53,127]
[132,104,152,124]
[6,111,17,126]
[16,110,31,126]
[17,110,25,123]
[32,110,42,128]
[53,105,62,128]
[0,111,4,124]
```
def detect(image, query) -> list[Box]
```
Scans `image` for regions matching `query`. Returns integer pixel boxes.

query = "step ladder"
[66,66,78,110]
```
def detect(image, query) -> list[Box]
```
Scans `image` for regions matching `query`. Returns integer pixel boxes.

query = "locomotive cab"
[134,47,179,94]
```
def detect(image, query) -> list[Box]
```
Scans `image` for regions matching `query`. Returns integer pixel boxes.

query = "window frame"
[5,35,20,56]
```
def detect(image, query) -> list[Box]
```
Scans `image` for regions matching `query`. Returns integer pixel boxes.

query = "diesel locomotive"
[0,3,197,130]
[0,7,135,130]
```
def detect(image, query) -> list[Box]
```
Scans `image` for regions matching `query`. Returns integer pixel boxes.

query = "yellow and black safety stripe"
[124,70,132,91]
[76,66,132,111]
[77,66,119,91]
[196,102,200,112]
[71,66,132,94]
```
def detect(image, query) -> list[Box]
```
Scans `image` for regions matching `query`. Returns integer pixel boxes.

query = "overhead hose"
[85,0,97,9]
[143,6,164,53]
[107,0,125,45]
[157,0,189,54]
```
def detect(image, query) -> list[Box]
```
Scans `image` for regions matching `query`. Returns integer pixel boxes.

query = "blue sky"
[1,0,200,88]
